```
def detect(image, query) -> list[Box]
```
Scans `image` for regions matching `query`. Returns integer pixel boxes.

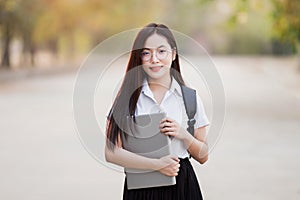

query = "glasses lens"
[157,49,168,60]
[141,50,151,61]
[140,48,170,61]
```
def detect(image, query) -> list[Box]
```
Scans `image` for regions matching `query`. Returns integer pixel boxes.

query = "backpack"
[181,85,197,136]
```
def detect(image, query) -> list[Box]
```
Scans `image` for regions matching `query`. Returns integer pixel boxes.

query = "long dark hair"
[106,23,185,150]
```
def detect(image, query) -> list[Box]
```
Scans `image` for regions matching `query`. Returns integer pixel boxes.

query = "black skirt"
[123,158,203,200]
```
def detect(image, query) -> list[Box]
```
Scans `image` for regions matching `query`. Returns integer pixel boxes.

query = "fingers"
[160,118,178,136]
[165,156,179,165]
[160,117,173,123]
[161,165,180,176]
[160,126,176,133]
[163,161,181,177]
[160,118,175,126]
[173,164,180,176]
[159,156,181,176]
[171,157,180,162]
[159,156,179,167]
[159,121,173,129]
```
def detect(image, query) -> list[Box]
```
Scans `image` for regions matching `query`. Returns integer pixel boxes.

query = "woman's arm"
[105,135,180,176]
[105,146,157,170]
[182,126,208,164]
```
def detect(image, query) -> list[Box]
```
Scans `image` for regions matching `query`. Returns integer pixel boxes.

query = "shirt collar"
[141,79,153,99]
[169,77,183,97]
[141,76,182,97]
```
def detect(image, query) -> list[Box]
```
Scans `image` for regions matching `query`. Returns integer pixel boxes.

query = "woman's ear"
[172,49,177,61]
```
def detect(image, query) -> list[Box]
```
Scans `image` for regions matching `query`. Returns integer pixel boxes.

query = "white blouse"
[135,77,209,158]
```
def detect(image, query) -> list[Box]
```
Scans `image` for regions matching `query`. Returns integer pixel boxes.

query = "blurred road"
[0,56,300,200]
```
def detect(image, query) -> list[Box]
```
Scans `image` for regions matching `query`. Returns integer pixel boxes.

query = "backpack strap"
[181,85,197,136]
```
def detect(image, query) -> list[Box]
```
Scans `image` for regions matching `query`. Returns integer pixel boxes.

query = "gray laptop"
[122,112,176,190]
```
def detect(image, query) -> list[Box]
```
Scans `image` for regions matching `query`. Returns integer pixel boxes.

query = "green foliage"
[224,0,273,54]
[3,0,299,68]
[226,0,300,54]
[272,0,300,44]
[0,0,18,30]
[1,0,214,62]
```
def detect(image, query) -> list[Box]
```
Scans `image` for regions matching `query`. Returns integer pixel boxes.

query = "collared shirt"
[135,77,209,158]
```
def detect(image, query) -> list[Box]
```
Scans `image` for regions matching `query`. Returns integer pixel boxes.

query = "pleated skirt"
[123,158,203,200]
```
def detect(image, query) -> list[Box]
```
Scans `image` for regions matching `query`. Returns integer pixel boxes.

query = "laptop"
[122,112,176,190]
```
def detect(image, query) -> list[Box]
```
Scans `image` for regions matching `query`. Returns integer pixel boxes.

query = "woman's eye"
[158,49,167,54]
[141,51,150,56]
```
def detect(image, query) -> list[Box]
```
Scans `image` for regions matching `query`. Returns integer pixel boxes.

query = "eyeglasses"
[140,48,173,62]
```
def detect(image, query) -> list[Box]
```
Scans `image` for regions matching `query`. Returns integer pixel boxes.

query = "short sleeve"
[194,94,209,128]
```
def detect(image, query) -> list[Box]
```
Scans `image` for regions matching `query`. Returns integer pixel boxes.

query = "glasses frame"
[140,47,174,62]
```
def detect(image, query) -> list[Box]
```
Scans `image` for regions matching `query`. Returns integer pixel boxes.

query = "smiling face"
[142,33,176,82]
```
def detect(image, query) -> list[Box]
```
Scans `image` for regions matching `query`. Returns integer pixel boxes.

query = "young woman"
[105,23,209,200]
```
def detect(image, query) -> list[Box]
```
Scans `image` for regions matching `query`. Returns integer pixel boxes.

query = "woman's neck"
[147,75,172,92]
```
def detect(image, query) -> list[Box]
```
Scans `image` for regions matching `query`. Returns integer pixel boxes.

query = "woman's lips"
[149,65,162,72]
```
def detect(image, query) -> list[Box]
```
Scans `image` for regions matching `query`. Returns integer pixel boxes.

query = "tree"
[272,0,300,45]
[228,0,300,54]
[272,0,300,60]
[0,0,18,68]
[0,0,43,68]
[18,0,43,67]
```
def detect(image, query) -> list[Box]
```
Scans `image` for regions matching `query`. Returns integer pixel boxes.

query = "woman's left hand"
[159,117,187,140]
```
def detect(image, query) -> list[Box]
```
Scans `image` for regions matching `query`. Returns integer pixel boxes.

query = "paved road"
[0,56,300,199]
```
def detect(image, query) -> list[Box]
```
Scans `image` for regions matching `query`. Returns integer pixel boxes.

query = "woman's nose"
[150,52,159,63]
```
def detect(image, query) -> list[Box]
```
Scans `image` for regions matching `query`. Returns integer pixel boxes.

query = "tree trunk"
[30,45,35,67]
[22,38,36,67]
[1,23,11,68]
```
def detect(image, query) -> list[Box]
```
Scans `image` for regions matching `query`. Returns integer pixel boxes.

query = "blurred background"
[1,0,300,199]
[1,0,300,69]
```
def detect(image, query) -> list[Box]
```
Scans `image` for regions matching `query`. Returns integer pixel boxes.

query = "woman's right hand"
[157,156,180,177]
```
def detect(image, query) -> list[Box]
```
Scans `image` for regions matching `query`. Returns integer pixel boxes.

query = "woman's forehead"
[144,34,171,49]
